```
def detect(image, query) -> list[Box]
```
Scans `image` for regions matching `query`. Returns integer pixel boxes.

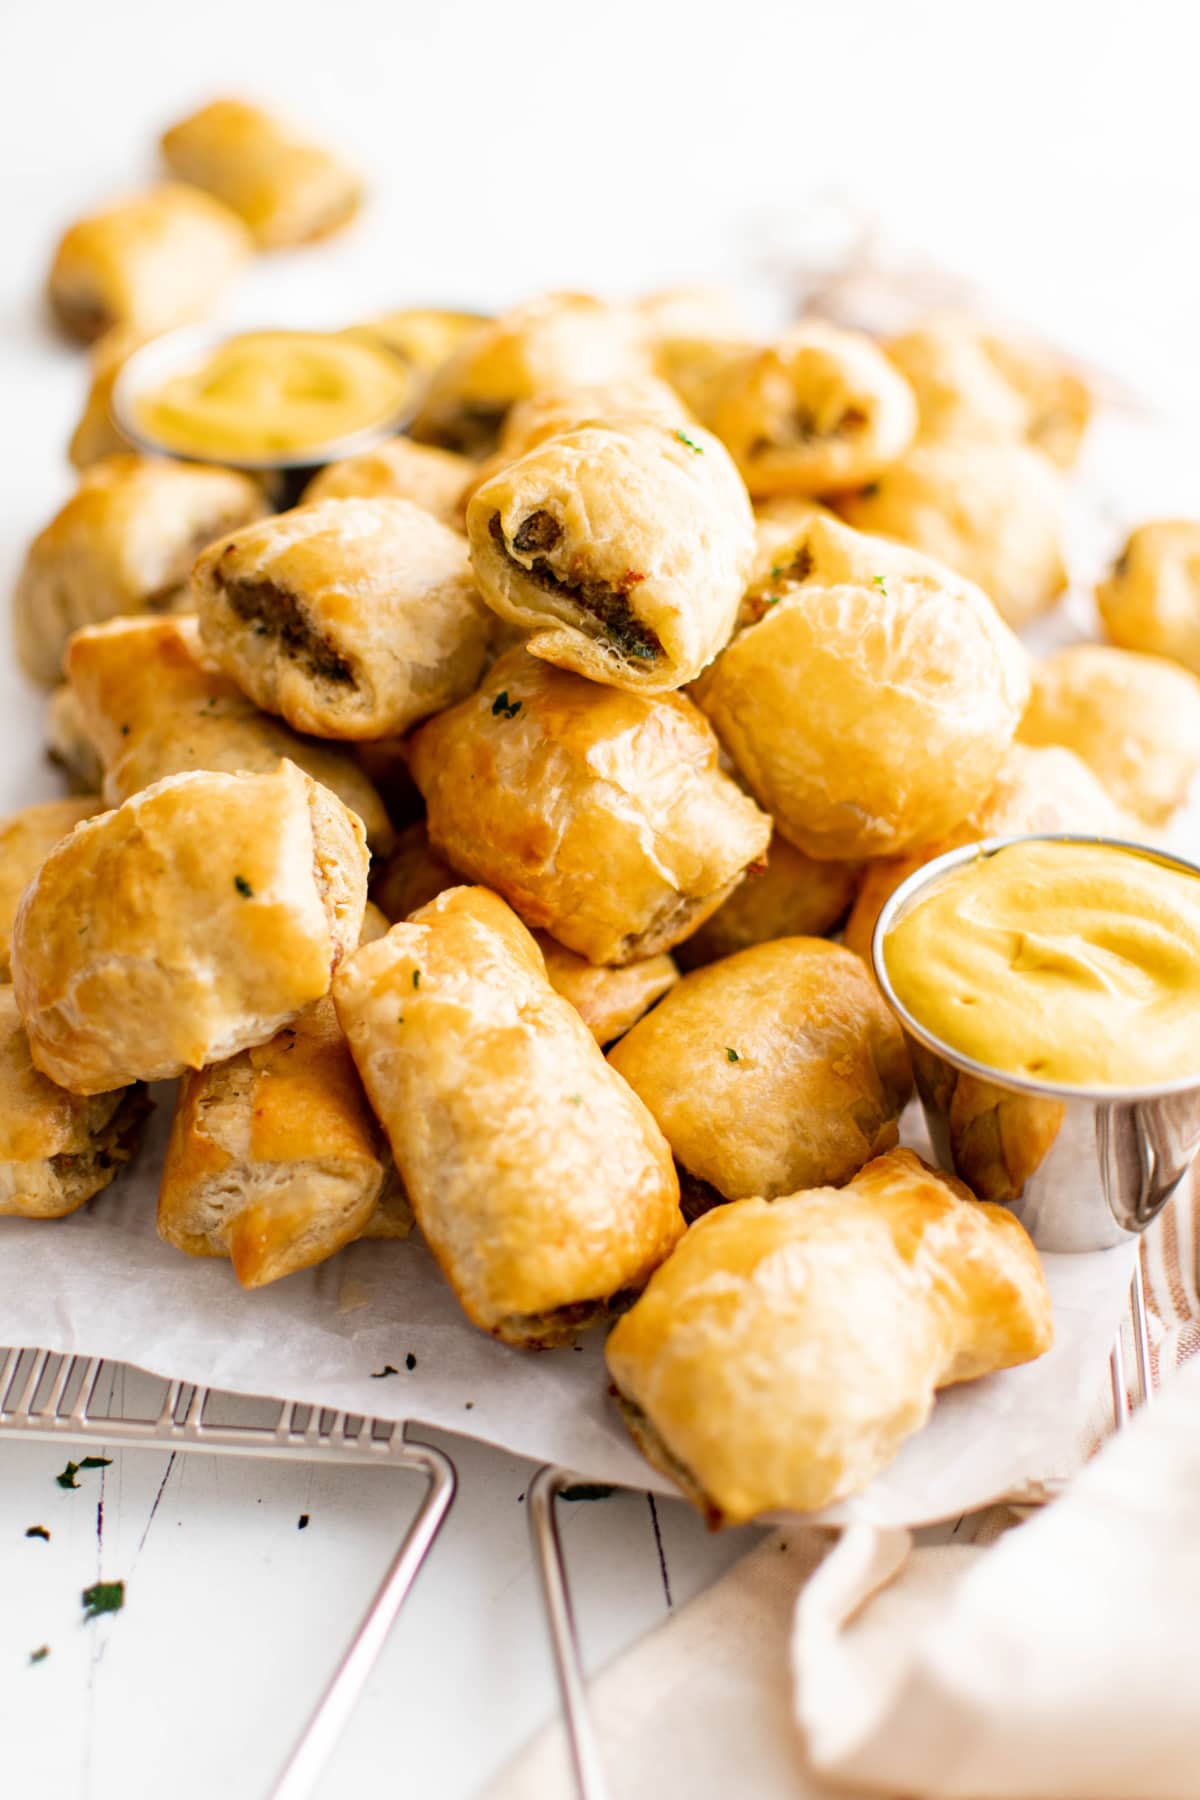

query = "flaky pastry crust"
[332,886,683,1346]
[1096,519,1200,676]
[606,1148,1053,1524]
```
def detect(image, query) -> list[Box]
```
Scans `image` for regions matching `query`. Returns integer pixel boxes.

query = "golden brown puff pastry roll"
[345,308,490,377]
[1016,643,1200,827]
[157,993,409,1288]
[409,292,651,456]
[65,615,393,852]
[466,416,754,692]
[193,498,491,740]
[698,320,918,499]
[0,986,149,1220]
[460,376,692,515]
[606,1147,1053,1524]
[0,798,100,981]
[371,822,679,1043]
[14,455,268,686]
[68,327,146,469]
[691,542,1029,862]
[161,98,362,249]
[11,760,367,1094]
[46,183,251,342]
[675,837,861,970]
[835,440,1068,629]
[888,315,1091,469]
[46,686,104,793]
[301,438,472,525]
[608,938,910,1213]
[409,649,771,964]
[332,884,683,1346]
[1096,519,1200,675]
[843,742,1133,964]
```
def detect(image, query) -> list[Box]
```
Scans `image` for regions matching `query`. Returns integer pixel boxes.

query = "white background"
[3,3,1200,1796]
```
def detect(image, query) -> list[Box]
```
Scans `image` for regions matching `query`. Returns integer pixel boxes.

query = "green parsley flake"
[491,691,522,719]
[674,429,703,454]
[29,1646,49,1666]
[770,565,784,580]
[725,1046,741,1063]
[872,575,888,595]
[412,970,421,989]
[234,875,253,898]
[82,1580,124,1622]
[567,1093,583,1106]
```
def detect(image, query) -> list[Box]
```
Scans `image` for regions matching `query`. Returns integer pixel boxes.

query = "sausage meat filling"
[489,510,662,664]
[220,575,355,685]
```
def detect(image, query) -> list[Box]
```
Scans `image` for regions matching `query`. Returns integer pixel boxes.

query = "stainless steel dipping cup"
[872,834,1200,1252]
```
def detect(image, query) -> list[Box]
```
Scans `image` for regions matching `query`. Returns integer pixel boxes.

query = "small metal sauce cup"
[872,833,1200,1251]
[110,325,416,504]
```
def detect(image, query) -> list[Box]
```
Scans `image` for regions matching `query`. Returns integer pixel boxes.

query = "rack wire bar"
[0,1348,456,1800]
[527,1260,1157,1800]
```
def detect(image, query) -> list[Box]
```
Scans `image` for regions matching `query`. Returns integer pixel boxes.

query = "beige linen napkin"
[795,1350,1200,1798]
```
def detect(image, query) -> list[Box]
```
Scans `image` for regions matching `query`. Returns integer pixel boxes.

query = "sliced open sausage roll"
[158,994,410,1288]
[332,885,683,1347]
[66,615,393,851]
[701,320,917,498]
[193,498,491,739]
[466,415,754,692]
[409,649,771,965]
[0,986,149,1220]
[606,1148,1053,1524]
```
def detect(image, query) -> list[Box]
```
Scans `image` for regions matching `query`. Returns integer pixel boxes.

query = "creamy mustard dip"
[882,839,1200,1088]
[129,330,412,462]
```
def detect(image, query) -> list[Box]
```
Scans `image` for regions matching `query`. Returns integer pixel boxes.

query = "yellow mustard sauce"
[883,839,1200,1088]
[129,330,412,462]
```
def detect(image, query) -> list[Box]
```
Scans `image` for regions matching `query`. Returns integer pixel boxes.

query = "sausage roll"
[0,798,100,980]
[0,986,149,1220]
[691,522,1030,860]
[46,183,251,342]
[11,761,368,1093]
[14,455,268,686]
[193,498,491,739]
[606,1148,1053,1524]
[302,438,472,525]
[46,686,104,792]
[888,315,1091,468]
[699,320,918,499]
[1017,643,1200,827]
[466,416,754,692]
[161,98,362,249]
[907,1045,1065,1207]
[372,822,679,1043]
[65,616,393,852]
[608,938,911,1213]
[332,885,683,1347]
[836,440,1068,629]
[345,308,490,377]
[1097,519,1200,675]
[158,994,409,1288]
[409,292,651,456]
[676,836,861,970]
[843,742,1132,964]
[409,649,771,964]
[68,327,145,469]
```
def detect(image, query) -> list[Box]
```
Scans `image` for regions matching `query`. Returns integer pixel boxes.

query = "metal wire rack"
[0,1259,1156,1800]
